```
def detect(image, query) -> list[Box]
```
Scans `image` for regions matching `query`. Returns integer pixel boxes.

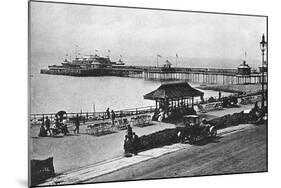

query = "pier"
[41,65,267,85]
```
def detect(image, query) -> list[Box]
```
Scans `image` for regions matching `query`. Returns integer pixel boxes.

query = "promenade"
[30,104,253,175]
[39,120,260,186]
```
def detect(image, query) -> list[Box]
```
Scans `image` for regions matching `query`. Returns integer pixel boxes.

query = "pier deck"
[41,65,267,85]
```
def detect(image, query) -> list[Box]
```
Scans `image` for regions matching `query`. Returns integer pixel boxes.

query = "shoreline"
[197,84,263,95]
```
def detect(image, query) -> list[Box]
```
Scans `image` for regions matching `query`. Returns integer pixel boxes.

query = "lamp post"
[260,34,267,107]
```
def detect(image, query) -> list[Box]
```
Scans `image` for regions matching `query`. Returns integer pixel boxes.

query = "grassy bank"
[197,84,263,95]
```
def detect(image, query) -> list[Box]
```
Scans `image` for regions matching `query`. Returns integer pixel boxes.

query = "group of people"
[38,116,51,137]
[124,125,140,155]
[38,114,80,137]
[106,108,116,126]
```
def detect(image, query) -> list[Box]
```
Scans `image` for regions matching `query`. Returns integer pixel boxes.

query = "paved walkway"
[39,123,255,186]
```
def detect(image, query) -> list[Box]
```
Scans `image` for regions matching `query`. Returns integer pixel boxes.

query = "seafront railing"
[30,94,262,125]
[30,105,156,125]
[29,95,221,125]
[29,97,220,125]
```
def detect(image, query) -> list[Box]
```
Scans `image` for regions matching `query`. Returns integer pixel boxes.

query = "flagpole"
[157,55,158,67]
[75,45,78,58]
[107,49,111,58]
[75,44,78,58]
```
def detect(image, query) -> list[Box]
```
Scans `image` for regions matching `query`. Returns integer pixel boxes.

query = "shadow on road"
[190,136,223,146]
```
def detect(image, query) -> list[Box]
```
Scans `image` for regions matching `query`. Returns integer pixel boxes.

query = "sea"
[30,53,260,114]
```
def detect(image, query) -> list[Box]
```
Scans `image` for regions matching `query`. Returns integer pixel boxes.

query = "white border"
[1,0,280,188]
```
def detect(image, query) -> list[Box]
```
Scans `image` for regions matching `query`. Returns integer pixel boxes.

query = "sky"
[30,1,266,62]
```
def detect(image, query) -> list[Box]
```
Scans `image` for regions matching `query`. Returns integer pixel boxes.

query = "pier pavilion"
[144,81,204,119]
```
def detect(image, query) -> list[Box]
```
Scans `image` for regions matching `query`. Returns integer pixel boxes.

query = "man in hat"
[45,116,51,136]
[111,110,116,126]
[106,108,110,119]
[132,132,140,155]
[74,114,80,134]
[127,124,133,140]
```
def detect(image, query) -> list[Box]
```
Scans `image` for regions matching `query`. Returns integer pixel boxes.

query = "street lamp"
[260,34,267,107]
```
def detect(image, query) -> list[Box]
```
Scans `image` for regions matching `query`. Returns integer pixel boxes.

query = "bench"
[115,118,129,130]
[86,122,113,136]
[197,102,223,113]
[130,115,152,127]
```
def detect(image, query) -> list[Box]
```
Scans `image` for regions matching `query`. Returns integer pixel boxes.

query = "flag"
[176,54,178,58]
[120,55,122,58]
[108,50,111,53]
[157,54,162,58]
[95,49,98,52]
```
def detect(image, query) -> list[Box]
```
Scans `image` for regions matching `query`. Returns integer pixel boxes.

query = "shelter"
[144,81,204,119]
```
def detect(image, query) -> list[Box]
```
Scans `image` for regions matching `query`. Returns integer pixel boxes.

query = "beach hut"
[144,81,204,119]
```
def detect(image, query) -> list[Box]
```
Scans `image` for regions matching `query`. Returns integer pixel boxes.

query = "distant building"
[163,60,172,68]
[259,61,268,73]
[90,61,102,69]
[237,60,251,75]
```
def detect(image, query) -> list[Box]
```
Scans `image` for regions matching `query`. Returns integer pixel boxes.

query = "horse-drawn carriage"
[177,115,217,143]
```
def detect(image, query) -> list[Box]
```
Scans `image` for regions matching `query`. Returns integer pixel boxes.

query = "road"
[88,123,267,183]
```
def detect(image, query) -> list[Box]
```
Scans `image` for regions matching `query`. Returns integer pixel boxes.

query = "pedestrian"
[254,101,259,110]
[62,118,68,135]
[106,108,110,119]
[218,91,222,100]
[55,114,59,127]
[132,132,140,155]
[45,116,51,136]
[74,114,80,134]
[38,124,47,137]
[200,95,204,103]
[127,124,133,140]
[111,110,115,126]
[41,116,45,127]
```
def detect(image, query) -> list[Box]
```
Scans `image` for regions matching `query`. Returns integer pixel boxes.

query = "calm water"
[30,54,236,114]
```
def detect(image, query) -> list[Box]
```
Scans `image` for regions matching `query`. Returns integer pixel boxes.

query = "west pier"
[41,64,267,85]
